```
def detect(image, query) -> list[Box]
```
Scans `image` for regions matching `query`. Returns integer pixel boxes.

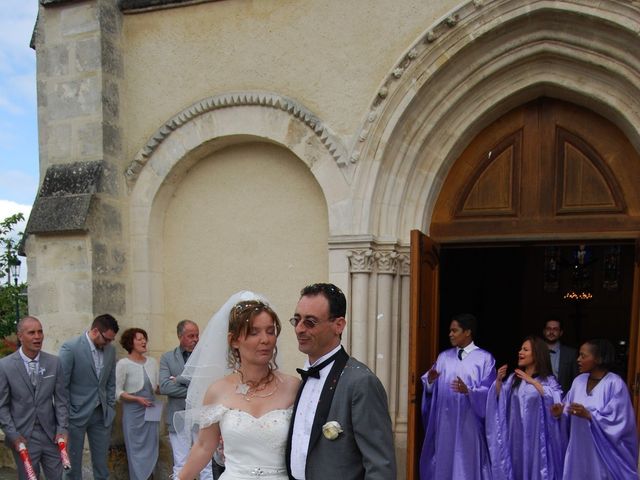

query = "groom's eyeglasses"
[289,316,335,329]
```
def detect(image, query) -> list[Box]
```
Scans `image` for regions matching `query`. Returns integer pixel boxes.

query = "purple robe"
[486,374,564,480]
[420,347,496,480]
[562,372,638,480]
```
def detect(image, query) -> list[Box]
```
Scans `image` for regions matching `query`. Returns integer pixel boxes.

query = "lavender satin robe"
[486,374,564,480]
[562,373,639,480]
[420,348,496,480]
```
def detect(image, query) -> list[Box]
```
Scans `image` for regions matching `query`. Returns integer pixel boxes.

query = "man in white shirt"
[286,283,396,480]
[59,314,119,480]
[159,320,216,479]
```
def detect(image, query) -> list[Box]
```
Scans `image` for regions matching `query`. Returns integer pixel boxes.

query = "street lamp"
[8,258,21,325]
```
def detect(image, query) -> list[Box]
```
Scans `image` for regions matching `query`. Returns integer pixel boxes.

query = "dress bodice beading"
[199,404,292,479]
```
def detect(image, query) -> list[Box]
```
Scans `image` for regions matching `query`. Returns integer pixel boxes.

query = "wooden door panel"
[407,230,439,480]
[630,239,640,425]
[431,98,640,241]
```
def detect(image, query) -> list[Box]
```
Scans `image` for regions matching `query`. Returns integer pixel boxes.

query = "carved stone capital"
[398,253,410,276]
[375,251,399,275]
[347,249,374,273]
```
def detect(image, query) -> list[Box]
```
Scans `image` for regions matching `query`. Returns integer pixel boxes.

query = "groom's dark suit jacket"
[286,348,396,480]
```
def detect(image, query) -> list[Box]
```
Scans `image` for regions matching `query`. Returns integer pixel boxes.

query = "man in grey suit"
[160,319,215,480]
[543,317,578,394]
[0,316,68,479]
[287,283,396,480]
[59,314,119,479]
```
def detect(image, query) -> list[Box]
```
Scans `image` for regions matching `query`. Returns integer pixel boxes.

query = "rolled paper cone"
[57,439,71,470]
[17,443,38,480]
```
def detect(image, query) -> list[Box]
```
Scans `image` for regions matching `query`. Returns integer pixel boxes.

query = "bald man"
[0,316,68,479]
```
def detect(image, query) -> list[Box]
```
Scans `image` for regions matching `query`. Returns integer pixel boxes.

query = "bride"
[174,292,299,480]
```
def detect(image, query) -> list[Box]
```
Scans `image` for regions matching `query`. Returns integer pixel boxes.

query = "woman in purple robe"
[486,336,564,480]
[552,339,638,480]
[420,313,496,480]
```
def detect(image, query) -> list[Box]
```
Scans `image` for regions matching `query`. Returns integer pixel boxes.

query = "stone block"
[45,123,72,161]
[102,38,123,77]
[28,282,60,315]
[75,37,101,72]
[60,3,99,37]
[49,76,101,121]
[78,122,103,158]
[103,122,122,157]
[61,278,93,313]
[26,162,103,234]
[41,43,70,76]
[93,280,126,315]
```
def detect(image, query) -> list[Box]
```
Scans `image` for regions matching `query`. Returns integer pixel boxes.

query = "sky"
[0,1,40,279]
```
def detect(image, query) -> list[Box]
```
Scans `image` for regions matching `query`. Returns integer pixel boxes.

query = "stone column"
[374,250,398,396]
[28,0,127,337]
[347,249,373,362]
[395,252,411,433]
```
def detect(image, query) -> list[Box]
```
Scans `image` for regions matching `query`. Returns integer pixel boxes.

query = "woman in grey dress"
[116,328,160,479]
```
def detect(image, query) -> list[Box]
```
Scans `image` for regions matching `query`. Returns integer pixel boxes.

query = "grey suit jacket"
[0,351,69,446]
[288,350,396,480]
[59,333,116,427]
[159,347,190,432]
[557,343,578,394]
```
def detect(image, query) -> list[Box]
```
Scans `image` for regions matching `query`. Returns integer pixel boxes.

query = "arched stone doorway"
[407,97,640,478]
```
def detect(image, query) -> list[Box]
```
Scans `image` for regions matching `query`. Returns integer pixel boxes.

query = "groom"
[286,283,396,479]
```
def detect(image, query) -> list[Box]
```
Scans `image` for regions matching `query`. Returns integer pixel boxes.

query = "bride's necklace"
[235,368,278,401]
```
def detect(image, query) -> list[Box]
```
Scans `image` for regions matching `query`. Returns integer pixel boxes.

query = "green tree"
[0,213,27,339]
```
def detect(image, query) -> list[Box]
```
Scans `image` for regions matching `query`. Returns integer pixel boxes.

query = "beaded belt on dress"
[232,466,287,477]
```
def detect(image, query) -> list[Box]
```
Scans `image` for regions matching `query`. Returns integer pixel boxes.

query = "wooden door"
[630,239,640,424]
[430,98,640,241]
[407,230,440,480]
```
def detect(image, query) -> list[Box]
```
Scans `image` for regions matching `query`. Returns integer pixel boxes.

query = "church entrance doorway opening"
[439,241,635,380]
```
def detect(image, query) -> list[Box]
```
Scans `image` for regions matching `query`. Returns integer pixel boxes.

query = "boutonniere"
[322,421,343,440]
[39,367,46,376]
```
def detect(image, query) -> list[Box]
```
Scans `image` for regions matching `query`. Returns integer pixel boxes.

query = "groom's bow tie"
[296,350,341,381]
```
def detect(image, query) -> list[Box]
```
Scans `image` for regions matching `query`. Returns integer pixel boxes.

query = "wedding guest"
[542,318,577,394]
[59,314,119,480]
[552,339,638,479]
[0,316,68,479]
[116,328,159,480]
[420,313,495,479]
[486,336,564,480]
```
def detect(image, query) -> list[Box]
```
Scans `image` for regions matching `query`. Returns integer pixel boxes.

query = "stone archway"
[349,0,640,241]
[339,1,640,477]
[126,92,351,336]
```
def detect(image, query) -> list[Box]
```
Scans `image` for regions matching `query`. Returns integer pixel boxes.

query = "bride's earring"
[233,348,242,370]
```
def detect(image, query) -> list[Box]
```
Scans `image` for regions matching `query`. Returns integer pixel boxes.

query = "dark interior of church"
[439,242,634,379]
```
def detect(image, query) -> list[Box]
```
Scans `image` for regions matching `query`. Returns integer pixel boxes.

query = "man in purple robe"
[420,313,496,480]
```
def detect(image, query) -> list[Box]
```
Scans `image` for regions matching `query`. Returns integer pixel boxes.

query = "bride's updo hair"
[227,300,281,370]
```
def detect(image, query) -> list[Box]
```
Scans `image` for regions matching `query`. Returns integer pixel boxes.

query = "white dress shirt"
[86,331,104,378]
[290,344,342,480]
[18,347,40,376]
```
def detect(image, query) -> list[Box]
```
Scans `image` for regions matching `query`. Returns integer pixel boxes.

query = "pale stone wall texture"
[23,0,640,477]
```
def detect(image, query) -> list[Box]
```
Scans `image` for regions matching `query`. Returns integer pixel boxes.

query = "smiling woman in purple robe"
[486,336,564,480]
[420,313,496,480]
[551,339,639,480]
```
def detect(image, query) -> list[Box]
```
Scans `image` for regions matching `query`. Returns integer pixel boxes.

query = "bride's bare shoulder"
[203,372,240,404]
[276,371,301,390]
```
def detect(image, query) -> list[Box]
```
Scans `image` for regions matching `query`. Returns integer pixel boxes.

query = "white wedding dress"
[200,404,292,479]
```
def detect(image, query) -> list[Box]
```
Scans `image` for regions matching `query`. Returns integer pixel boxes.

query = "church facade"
[26,0,640,476]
